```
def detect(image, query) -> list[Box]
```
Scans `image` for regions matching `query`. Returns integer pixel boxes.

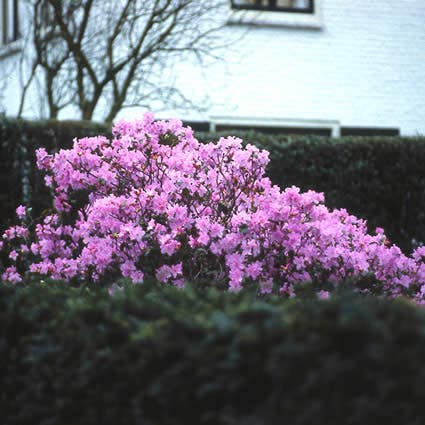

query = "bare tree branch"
[16,0,233,122]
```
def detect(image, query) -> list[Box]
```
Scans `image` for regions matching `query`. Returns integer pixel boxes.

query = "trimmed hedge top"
[1,281,425,425]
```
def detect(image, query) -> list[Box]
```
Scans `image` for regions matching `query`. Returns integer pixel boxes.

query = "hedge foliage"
[1,280,425,425]
[1,117,424,252]
[0,116,109,229]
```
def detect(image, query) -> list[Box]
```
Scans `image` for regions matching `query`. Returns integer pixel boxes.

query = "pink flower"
[0,114,423,301]
[318,290,330,300]
[9,250,18,261]
[2,266,22,284]
[16,205,26,219]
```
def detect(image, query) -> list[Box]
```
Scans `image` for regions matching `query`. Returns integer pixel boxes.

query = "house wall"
[0,2,42,118]
[1,0,425,135]
[0,44,22,116]
[166,0,425,136]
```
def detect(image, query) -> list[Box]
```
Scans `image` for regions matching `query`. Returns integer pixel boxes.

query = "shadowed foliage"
[1,279,425,424]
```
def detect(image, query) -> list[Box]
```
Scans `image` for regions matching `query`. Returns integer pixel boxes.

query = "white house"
[1,0,425,136]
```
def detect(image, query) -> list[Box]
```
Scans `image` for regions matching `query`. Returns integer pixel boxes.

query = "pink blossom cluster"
[2,113,425,300]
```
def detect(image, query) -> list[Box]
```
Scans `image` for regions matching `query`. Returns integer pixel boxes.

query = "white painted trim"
[209,115,341,137]
[227,0,323,29]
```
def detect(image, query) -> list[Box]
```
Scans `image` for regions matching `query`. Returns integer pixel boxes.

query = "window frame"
[231,0,314,15]
[209,116,341,137]
[228,0,323,29]
[1,0,20,46]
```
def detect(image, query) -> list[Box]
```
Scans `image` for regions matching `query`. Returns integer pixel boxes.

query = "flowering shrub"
[1,114,425,300]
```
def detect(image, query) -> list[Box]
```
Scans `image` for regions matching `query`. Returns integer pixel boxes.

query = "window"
[231,0,314,14]
[229,0,322,29]
[209,116,341,137]
[215,124,331,136]
[341,127,400,137]
[1,0,20,46]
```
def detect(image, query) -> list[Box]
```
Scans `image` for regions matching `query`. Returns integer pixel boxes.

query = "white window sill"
[209,115,341,137]
[227,1,323,30]
[0,39,22,60]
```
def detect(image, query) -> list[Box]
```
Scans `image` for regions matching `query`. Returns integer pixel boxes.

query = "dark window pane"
[2,0,8,45]
[231,0,314,13]
[13,0,19,41]
[182,121,211,132]
[1,0,20,44]
[215,124,331,136]
[341,127,400,137]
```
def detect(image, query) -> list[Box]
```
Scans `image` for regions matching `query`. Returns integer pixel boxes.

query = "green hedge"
[1,280,425,424]
[1,117,424,253]
[0,116,110,231]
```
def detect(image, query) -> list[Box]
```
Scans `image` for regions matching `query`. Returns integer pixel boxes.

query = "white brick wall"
[2,0,425,135]
[164,0,425,135]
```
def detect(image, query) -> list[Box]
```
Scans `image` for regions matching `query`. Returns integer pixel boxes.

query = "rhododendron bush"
[1,114,425,300]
